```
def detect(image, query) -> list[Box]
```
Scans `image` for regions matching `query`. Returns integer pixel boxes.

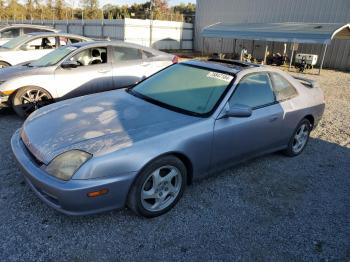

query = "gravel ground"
[0,69,349,262]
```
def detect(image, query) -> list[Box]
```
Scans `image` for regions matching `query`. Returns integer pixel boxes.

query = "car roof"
[69,40,167,54]
[182,59,261,75]
[26,32,90,39]
[0,24,58,32]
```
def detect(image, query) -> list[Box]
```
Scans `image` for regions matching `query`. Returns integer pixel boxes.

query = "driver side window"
[69,47,107,66]
[229,73,275,109]
[21,37,57,50]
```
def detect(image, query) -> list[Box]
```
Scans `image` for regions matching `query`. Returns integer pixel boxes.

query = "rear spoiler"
[293,76,318,88]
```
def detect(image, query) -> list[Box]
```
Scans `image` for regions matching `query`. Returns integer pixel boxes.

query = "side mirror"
[20,44,31,51]
[61,60,79,69]
[222,104,252,118]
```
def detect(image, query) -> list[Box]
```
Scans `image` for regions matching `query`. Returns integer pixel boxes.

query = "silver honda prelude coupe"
[11,59,325,218]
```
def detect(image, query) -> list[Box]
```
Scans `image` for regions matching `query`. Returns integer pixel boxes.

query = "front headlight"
[46,150,92,181]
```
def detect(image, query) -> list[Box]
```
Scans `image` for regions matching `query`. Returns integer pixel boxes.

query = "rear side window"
[112,46,143,61]
[229,73,275,108]
[22,28,52,34]
[270,73,298,101]
[0,28,20,38]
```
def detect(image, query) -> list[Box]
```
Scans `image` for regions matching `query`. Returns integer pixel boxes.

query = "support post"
[202,37,205,56]
[263,44,268,65]
[220,37,224,55]
[233,39,236,56]
[318,44,328,75]
[289,43,295,71]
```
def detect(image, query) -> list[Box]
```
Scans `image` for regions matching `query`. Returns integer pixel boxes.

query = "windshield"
[29,46,78,67]
[1,35,30,49]
[132,63,234,116]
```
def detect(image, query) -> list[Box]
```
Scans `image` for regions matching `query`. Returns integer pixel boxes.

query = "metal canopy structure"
[201,22,350,74]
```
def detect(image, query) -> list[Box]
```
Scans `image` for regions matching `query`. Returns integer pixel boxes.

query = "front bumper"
[11,129,137,216]
[0,94,9,107]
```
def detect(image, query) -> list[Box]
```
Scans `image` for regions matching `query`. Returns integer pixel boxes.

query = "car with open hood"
[11,59,325,217]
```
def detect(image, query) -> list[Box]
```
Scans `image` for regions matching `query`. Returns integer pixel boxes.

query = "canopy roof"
[202,22,350,44]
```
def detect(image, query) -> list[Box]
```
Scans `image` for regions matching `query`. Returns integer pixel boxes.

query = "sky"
[99,0,196,7]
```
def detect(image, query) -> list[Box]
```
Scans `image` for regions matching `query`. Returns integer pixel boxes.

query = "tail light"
[172,55,179,64]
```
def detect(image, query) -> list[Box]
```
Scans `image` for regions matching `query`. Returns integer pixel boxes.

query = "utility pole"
[149,0,154,48]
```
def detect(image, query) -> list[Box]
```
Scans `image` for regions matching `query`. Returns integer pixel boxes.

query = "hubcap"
[141,165,182,212]
[19,89,50,115]
[292,124,309,153]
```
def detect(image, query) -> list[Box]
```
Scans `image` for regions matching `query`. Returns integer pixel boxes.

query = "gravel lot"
[0,69,349,261]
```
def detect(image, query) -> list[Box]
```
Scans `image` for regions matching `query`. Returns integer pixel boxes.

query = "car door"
[110,46,150,89]
[54,46,113,99]
[211,72,285,169]
[16,36,57,64]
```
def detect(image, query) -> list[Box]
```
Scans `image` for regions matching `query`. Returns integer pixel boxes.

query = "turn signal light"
[0,90,15,96]
[87,188,109,198]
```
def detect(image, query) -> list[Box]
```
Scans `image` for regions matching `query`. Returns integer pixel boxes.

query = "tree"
[0,0,6,19]
[55,0,65,20]
[80,0,100,19]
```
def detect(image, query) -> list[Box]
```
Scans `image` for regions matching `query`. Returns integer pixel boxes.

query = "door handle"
[98,70,110,74]
[269,115,279,122]
[141,63,151,67]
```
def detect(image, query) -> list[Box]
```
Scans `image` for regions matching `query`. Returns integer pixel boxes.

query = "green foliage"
[0,0,195,22]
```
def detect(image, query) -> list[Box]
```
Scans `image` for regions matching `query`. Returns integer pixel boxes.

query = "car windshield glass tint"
[1,35,30,49]
[132,64,234,115]
[29,46,77,67]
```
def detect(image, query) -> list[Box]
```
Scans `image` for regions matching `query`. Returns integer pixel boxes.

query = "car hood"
[0,65,53,81]
[21,90,200,165]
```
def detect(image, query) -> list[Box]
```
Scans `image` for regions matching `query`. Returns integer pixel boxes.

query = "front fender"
[0,75,57,98]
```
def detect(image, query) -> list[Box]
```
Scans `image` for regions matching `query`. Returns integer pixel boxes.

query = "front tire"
[11,87,52,118]
[283,119,311,157]
[127,156,187,218]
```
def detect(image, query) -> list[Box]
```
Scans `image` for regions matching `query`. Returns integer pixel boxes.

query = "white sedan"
[0,24,58,46]
[0,32,91,68]
[0,41,177,117]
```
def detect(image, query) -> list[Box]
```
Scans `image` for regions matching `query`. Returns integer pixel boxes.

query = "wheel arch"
[0,60,11,67]
[132,151,194,188]
[11,85,54,102]
[303,114,315,129]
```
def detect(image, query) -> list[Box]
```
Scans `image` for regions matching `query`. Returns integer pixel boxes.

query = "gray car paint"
[11,60,325,215]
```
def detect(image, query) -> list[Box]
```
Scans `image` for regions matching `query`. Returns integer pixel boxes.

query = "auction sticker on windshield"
[206,72,233,83]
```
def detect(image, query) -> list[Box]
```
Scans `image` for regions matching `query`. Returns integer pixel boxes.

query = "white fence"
[1,18,194,50]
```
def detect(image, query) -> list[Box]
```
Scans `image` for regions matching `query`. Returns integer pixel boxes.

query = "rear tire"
[127,155,187,218]
[283,119,311,157]
[0,61,10,68]
[11,86,52,118]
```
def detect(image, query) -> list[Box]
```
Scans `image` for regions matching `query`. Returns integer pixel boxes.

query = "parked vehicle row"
[0,32,91,68]
[0,24,58,46]
[0,40,176,117]
[1,24,325,218]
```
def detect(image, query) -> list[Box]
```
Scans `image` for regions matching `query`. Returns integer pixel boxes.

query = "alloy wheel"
[18,89,51,115]
[141,165,182,212]
[292,123,310,154]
